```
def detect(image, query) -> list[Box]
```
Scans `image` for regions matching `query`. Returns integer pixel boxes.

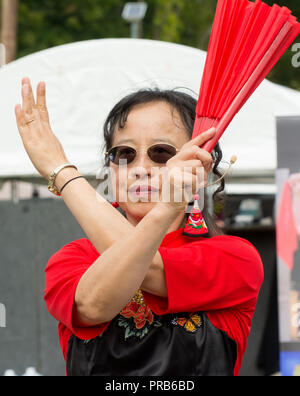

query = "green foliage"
[1,0,299,90]
[16,0,129,57]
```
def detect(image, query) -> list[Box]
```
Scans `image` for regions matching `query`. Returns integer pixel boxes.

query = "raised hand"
[164,128,216,210]
[15,77,69,180]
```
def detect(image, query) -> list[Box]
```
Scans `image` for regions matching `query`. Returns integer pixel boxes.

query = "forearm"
[74,203,178,324]
[55,168,168,296]
[55,168,132,253]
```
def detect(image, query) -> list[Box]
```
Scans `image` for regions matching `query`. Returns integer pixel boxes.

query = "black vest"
[66,310,237,376]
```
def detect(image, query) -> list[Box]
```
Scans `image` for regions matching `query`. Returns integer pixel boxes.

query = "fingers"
[180,160,204,175]
[21,77,36,116]
[195,149,214,172]
[36,81,50,122]
[15,103,28,132]
[183,128,217,150]
[36,81,46,108]
[20,78,50,122]
[21,84,34,118]
[176,145,213,172]
[168,171,204,202]
[178,145,212,161]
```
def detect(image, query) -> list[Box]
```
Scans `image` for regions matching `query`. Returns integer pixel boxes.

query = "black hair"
[101,88,225,237]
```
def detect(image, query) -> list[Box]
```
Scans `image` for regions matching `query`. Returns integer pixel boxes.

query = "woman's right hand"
[15,77,70,180]
[162,128,217,211]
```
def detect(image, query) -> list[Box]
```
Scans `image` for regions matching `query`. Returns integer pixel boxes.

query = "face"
[109,101,190,225]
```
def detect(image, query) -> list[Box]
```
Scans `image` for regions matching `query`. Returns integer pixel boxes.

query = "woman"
[15,77,264,377]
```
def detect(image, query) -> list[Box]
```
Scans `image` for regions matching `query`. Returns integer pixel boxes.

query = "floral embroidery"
[118,301,162,340]
[171,312,202,333]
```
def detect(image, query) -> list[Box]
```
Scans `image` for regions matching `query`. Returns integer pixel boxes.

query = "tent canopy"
[1,38,300,192]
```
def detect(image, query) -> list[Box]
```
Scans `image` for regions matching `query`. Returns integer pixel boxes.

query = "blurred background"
[0,0,299,376]
[1,0,298,89]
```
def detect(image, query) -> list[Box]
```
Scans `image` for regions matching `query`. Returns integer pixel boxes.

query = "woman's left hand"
[15,77,69,180]
[162,128,215,209]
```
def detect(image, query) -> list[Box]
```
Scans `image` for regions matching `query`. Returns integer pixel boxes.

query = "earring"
[183,194,209,238]
[112,201,120,208]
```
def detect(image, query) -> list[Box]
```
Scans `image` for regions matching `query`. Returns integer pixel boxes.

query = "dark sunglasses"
[105,144,179,166]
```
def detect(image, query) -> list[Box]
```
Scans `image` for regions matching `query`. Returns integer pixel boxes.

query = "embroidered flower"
[120,301,154,329]
[118,300,162,340]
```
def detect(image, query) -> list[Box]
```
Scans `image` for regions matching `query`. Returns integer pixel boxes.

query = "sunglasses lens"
[148,144,177,164]
[107,144,177,165]
[108,146,136,165]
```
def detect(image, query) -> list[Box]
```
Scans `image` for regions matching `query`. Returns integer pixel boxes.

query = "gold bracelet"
[48,164,78,196]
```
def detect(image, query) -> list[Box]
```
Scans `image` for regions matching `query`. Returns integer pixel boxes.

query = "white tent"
[1,38,300,197]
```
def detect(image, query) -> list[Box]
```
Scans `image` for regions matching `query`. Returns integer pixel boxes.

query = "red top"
[44,228,264,376]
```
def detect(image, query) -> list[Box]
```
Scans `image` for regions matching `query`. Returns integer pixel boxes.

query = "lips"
[129,185,159,194]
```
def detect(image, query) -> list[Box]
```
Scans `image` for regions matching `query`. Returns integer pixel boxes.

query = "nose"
[129,150,153,180]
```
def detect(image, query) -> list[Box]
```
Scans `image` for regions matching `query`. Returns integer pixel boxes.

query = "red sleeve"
[142,235,264,315]
[44,239,110,340]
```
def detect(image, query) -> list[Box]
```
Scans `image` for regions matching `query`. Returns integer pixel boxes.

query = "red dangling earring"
[183,195,209,238]
[112,201,120,208]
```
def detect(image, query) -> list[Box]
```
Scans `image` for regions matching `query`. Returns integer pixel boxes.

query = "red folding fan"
[184,0,300,238]
[193,0,300,153]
